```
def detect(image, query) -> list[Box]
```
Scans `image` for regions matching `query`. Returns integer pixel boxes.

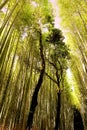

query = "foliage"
[46,27,70,72]
[2,0,87,129]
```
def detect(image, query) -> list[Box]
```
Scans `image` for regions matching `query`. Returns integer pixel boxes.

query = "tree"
[0,0,72,129]
[26,29,45,130]
[46,28,70,130]
[26,1,54,129]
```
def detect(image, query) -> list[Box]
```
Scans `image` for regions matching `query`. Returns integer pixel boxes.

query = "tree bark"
[26,30,45,130]
[55,91,61,130]
[55,69,62,130]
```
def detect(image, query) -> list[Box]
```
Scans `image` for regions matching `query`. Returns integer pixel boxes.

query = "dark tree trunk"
[26,70,45,130]
[26,30,45,130]
[55,70,61,130]
[55,91,61,130]
[74,108,84,130]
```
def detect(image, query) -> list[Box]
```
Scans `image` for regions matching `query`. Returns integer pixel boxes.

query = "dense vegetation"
[58,0,87,129]
[0,0,87,130]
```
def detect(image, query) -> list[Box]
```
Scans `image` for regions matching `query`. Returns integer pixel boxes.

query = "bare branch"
[45,72,58,85]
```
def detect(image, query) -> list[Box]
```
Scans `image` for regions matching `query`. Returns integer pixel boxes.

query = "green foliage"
[20,4,34,25]
[46,28,70,68]
[0,0,79,129]
[14,4,34,31]
[40,1,54,24]
[46,28,64,44]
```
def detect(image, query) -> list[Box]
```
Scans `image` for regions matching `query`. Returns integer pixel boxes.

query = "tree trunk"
[55,91,61,130]
[55,69,62,130]
[26,30,45,130]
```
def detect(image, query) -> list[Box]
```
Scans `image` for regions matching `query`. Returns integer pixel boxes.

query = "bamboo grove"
[58,0,87,129]
[0,0,87,130]
[0,0,69,129]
